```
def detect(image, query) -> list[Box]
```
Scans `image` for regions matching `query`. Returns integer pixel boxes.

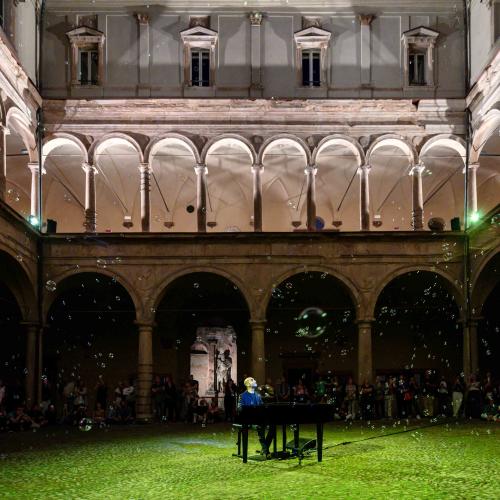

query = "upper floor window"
[401,27,439,89]
[181,19,218,89]
[302,50,321,87]
[408,51,425,86]
[79,49,99,85]
[66,26,105,87]
[294,24,331,88]
[191,49,210,87]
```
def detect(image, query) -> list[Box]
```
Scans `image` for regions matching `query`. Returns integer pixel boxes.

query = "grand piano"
[234,403,334,463]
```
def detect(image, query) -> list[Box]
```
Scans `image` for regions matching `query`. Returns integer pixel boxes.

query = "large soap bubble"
[295,307,328,338]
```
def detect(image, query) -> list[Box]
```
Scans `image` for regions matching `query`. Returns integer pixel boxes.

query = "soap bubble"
[79,418,93,432]
[45,280,57,292]
[295,307,328,338]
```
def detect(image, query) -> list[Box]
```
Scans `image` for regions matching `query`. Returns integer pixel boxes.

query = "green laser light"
[28,215,39,227]
[470,211,480,223]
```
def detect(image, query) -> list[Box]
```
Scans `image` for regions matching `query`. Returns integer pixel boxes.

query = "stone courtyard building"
[0,0,498,419]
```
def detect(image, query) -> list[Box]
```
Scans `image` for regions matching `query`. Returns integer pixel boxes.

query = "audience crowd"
[0,370,498,432]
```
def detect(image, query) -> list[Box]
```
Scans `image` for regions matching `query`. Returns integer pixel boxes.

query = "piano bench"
[232,424,243,457]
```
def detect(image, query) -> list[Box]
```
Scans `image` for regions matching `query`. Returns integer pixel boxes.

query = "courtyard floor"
[0,419,498,500]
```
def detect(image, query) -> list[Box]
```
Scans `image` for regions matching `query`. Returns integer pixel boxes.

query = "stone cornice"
[45,0,462,12]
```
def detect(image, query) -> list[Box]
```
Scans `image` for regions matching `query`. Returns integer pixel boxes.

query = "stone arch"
[42,133,89,165]
[144,133,201,165]
[89,132,144,164]
[152,266,253,318]
[369,265,464,319]
[5,106,37,161]
[419,134,467,164]
[366,134,418,166]
[201,134,257,165]
[257,133,312,166]
[471,248,500,313]
[42,268,141,322]
[259,265,362,320]
[470,109,500,164]
[0,248,37,321]
[312,134,365,166]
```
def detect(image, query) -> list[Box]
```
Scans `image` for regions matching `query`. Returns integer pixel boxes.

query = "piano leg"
[316,423,323,462]
[294,424,300,450]
[242,425,249,463]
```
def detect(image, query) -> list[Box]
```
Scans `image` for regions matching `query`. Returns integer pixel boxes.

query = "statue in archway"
[216,349,232,392]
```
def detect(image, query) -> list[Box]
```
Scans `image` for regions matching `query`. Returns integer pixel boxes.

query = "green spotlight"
[28,215,39,227]
[470,211,480,224]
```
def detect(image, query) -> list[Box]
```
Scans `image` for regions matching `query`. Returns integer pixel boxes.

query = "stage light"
[470,211,480,224]
[28,215,39,227]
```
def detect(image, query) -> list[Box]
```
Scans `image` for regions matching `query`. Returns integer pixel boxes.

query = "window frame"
[293,26,331,89]
[190,48,210,87]
[301,49,321,87]
[78,49,99,86]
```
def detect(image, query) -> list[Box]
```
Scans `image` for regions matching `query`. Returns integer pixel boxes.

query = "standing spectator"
[384,377,396,419]
[93,402,106,427]
[123,379,136,417]
[164,375,177,422]
[293,379,309,403]
[74,380,88,408]
[465,375,482,418]
[374,377,385,419]
[344,377,357,419]
[452,376,464,417]
[151,375,165,421]
[114,381,124,405]
[95,375,108,410]
[408,377,421,418]
[224,378,237,422]
[275,377,290,402]
[421,372,436,417]
[314,375,327,403]
[0,379,5,408]
[437,376,449,416]
[396,375,407,418]
[359,381,374,420]
[62,379,75,416]
[40,377,52,413]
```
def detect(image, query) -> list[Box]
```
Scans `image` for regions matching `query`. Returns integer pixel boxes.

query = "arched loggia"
[265,271,357,388]
[373,271,462,378]
[44,273,137,412]
[154,272,251,412]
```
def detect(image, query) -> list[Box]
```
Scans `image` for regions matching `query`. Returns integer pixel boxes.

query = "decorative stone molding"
[358,14,375,26]
[135,13,150,25]
[180,25,218,87]
[401,26,439,89]
[302,16,322,29]
[249,11,263,26]
[66,26,105,87]
[189,16,210,29]
[294,26,331,88]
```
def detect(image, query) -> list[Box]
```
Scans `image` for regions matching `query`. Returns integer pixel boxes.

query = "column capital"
[249,11,263,26]
[409,163,426,175]
[358,14,375,26]
[135,321,156,330]
[82,162,98,174]
[463,162,479,174]
[356,318,374,326]
[305,165,318,175]
[139,162,151,172]
[195,164,208,175]
[357,164,371,174]
[250,319,266,328]
[251,163,264,171]
[135,13,150,25]
[20,321,40,330]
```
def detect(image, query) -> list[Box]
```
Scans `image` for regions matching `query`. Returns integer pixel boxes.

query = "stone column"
[0,125,6,201]
[305,165,317,231]
[82,163,98,233]
[249,12,263,97]
[139,163,151,232]
[28,162,41,219]
[463,318,479,379]
[135,13,151,96]
[359,15,375,86]
[136,322,154,421]
[358,164,371,231]
[250,319,266,385]
[251,164,263,232]
[410,163,425,230]
[195,164,207,232]
[23,323,38,408]
[467,163,479,216]
[357,320,373,384]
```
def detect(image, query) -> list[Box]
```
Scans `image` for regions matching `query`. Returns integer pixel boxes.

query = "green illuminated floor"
[0,420,498,499]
